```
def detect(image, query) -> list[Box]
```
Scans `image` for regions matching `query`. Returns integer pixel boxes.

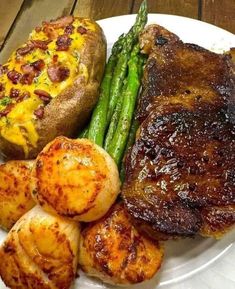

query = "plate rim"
[97,13,235,38]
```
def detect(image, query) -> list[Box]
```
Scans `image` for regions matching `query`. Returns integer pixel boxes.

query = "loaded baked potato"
[0,15,106,159]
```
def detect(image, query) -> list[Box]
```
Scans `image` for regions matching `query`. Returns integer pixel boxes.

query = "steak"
[122,24,235,240]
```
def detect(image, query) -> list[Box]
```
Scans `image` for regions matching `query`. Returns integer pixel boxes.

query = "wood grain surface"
[0,0,24,49]
[74,0,133,19]
[132,0,199,19]
[201,0,235,33]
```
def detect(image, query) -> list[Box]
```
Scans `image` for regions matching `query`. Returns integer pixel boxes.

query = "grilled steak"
[122,24,235,240]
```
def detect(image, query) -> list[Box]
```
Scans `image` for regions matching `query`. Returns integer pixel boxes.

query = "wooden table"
[0,0,234,63]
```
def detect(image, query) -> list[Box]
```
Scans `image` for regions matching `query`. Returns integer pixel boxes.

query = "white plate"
[0,14,235,289]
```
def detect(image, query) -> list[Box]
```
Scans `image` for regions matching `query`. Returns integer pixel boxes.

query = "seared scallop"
[31,136,120,222]
[0,160,35,230]
[0,205,80,289]
[79,202,164,285]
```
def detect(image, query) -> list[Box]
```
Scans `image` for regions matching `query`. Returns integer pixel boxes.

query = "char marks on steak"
[122,24,235,240]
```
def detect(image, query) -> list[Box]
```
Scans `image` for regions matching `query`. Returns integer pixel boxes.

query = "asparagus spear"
[107,44,141,167]
[119,117,139,182]
[106,0,147,123]
[88,34,125,146]
[119,54,145,180]
[104,81,127,151]
[105,52,145,151]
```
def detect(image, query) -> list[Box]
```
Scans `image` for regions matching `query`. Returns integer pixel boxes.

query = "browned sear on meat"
[122,24,235,240]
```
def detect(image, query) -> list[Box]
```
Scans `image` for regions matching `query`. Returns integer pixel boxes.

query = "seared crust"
[0,205,80,289]
[123,106,235,239]
[0,17,106,160]
[122,24,235,240]
[31,136,120,222]
[0,160,35,230]
[137,24,234,122]
[79,203,164,285]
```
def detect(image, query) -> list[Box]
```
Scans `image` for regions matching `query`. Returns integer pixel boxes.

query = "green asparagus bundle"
[104,80,127,151]
[107,0,147,124]
[107,44,141,167]
[79,0,147,173]
[88,34,125,146]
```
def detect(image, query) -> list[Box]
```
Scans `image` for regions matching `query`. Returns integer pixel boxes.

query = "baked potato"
[0,160,35,230]
[31,136,120,222]
[0,205,80,289]
[79,202,164,285]
[0,15,106,160]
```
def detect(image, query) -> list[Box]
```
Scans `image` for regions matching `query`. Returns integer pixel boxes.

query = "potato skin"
[0,205,80,289]
[79,203,164,285]
[0,160,35,230]
[0,18,106,160]
[31,136,120,222]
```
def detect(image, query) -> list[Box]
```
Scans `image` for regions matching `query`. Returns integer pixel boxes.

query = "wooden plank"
[0,0,24,49]
[201,0,235,34]
[132,0,199,19]
[0,0,76,63]
[74,0,133,20]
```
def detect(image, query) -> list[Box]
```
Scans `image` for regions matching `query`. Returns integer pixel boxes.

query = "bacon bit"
[59,67,70,81]
[22,91,30,99]
[47,64,70,83]
[0,83,3,92]
[22,59,45,74]
[31,59,45,71]
[21,63,35,75]
[35,26,42,32]
[64,24,74,34]
[53,55,58,62]
[16,44,34,56]
[30,39,51,50]
[44,15,74,29]
[77,26,87,35]
[20,74,34,85]
[10,88,20,98]
[0,104,14,117]
[0,65,8,76]
[34,89,52,103]
[16,91,30,103]
[7,70,22,84]
[21,59,45,85]
[34,106,44,119]
[43,26,58,40]
[21,63,37,85]
[56,34,72,51]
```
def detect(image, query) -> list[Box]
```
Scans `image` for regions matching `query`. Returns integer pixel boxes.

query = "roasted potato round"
[0,15,106,160]
[0,160,35,230]
[0,205,80,289]
[31,136,120,222]
[79,203,164,285]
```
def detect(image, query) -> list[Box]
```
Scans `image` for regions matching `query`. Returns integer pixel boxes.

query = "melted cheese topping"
[0,17,97,156]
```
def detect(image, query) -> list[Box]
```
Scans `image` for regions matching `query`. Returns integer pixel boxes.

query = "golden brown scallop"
[31,136,120,222]
[79,203,164,285]
[0,160,35,230]
[0,205,80,289]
